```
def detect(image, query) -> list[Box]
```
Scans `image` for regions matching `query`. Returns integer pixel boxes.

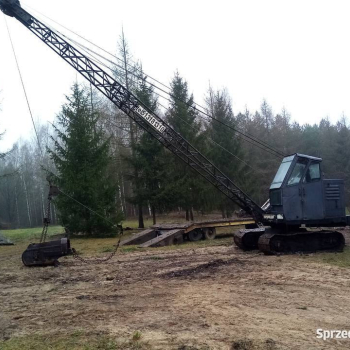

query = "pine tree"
[260,99,273,132]
[248,100,278,204]
[332,118,350,197]
[49,84,122,236]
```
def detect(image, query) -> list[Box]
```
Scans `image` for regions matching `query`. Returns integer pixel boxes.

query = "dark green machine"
[268,154,348,227]
[235,154,348,253]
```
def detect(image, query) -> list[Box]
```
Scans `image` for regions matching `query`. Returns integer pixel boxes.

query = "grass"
[4,222,350,270]
[0,218,146,244]
[0,217,152,244]
[132,331,142,342]
[0,230,230,263]
[0,219,235,260]
[0,215,184,244]
[0,331,151,350]
[1,225,65,243]
[311,246,350,268]
[122,218,154,229]
[68,235,232,259]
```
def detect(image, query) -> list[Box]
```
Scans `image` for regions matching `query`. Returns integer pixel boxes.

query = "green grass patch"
[311,246,350,268]
[0,219,236,261]
[101,246,116,253]
[71,234,232,258]
[0,331,151,350]
[132,331,142,342]
[122,218,153,229]
[121,246,140,253]
[1,226,65,243]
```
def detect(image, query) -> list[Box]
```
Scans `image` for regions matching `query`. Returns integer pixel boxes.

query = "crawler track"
[258,230,345,254]
[233,228,265,250]
[234,228,345,254]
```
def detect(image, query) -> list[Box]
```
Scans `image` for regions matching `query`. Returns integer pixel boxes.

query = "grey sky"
[0,0,349,151]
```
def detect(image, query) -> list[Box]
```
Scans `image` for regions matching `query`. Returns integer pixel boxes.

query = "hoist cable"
[3,15,43,157]
[69,36,284,158]
[57,188,119,228]
[3,22,120,232]
[64,38,283,160]
[22,3,171,92]
[157,100,266,172]
[22,4,285,158]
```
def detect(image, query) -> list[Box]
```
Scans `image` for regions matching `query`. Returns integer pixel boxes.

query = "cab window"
[287,159,308,186]
[304,162,321,183]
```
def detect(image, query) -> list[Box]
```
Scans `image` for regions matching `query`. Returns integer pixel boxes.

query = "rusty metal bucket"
[22,238,72,267]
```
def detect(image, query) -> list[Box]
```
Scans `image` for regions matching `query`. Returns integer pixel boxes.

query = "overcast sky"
[0,0,350,151]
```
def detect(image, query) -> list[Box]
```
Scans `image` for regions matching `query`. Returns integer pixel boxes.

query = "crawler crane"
[1,0,348,265]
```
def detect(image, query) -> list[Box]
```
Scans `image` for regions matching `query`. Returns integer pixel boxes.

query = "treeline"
[0,37,350,231]
[0,125,57,228]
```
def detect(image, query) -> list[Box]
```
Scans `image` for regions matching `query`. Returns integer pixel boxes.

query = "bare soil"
[1,231,350,349]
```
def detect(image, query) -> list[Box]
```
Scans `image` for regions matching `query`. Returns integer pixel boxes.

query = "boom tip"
[0,0,20,16]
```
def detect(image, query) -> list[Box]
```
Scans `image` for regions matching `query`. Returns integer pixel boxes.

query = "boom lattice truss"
[0,0,264,221]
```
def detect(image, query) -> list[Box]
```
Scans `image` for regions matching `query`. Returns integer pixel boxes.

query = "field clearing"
[1,224,350,349]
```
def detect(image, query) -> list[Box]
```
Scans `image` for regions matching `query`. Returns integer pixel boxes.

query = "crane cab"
[266,154,348,227]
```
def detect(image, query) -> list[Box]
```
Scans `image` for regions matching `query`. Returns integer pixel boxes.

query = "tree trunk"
[41,188,45,219]
[115,140,127,216]
[221,208,226,219]
[121,29,143,226]
[22,175,32,227]
[52,202,57,225]
[14,180,20,228]
[151,205,156,225]
[186,209,189,221]
[138,203,144,228]
[5,177,13,224]
[190,208,194,221]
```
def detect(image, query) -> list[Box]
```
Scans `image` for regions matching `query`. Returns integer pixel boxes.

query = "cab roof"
[284,153,322,162]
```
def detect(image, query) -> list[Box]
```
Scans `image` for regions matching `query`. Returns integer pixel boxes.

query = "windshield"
[287,158,309,186]
[270,156,294,189]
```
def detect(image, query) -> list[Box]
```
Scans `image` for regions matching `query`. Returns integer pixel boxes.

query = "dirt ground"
[1,231,350,350]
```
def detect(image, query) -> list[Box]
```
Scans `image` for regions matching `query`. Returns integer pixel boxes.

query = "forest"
[0,34,350,233]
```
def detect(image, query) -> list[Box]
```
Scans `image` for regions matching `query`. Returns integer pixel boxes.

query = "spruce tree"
[49,84,122,236]
[165,72,203,220]
[205,88,245,217]
[125,77,167,224]
[113,30,144,227]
